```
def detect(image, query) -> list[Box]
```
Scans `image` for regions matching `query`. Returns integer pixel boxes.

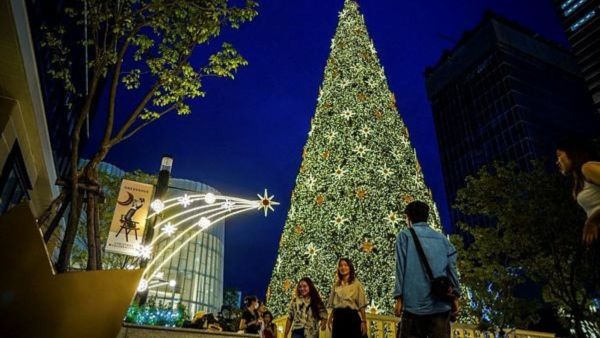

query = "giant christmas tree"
[267,0,442,316]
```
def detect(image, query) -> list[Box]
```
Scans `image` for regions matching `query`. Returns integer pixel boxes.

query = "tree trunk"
[55,191,83,272]
[43,192,70,243]
[86,189,97,270]
[37,189,66,229]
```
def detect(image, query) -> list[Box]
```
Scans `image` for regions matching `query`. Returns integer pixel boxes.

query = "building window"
[0,142,32,214]
[563,0,587,16]
[570,10,596,31]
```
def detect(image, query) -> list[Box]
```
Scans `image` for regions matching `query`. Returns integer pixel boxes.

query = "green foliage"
[125,299,189,327]
[453,161,600,336]
[41,0,258,143]
[267,0,442,316]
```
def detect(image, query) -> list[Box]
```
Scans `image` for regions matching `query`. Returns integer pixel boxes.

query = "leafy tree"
[37,0,258,272]
[452,161,600,337]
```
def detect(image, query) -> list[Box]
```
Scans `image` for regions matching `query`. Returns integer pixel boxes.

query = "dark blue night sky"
[84,0,568,299]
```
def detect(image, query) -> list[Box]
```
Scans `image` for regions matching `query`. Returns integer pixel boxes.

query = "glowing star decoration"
[135,244,153,259]
[155,271,165,279]
[305,243,320,259]
[325,131,338,143]
[198,217,211,229]
[137,278,149,292]
[204,192,217,204]
[161,222,177,237]
[353,144,369,157]
[386,211,400,226]
[150,199,165,213]
[356,188,367,200]
[257,189,279,217]
[378,164,394,179]
[366,300,380,315]
[341,79,351,88]
[341,109,354,121]
[333,167,347,180]
[221,199,235,212]
[168,280,177,288]
[178,194,192,208]
[361,239,375,253]
[360,126,372,137]
[332,214,348,230]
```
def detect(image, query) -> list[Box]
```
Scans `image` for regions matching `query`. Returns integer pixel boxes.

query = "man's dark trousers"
[398,311,450,338]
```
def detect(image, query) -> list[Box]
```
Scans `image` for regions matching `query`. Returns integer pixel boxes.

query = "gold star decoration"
[373,111,383,120]
[300,164,306,173]
[302,148,308,159]
[294,224,303,234]
[402,195,414,204]
[316,195,325,205]
[356,188,367,200]
[283,280,292,292]
[361,239,375,253]
[322,150,330,159]
[357,93,367,101]
[416,161,422,173]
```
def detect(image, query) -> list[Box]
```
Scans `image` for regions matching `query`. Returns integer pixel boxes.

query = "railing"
[274,313,556,338]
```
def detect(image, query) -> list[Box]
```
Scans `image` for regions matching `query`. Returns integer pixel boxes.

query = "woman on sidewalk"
[327,258,368,338]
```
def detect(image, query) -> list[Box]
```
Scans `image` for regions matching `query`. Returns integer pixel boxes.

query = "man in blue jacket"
[393,201,460,338]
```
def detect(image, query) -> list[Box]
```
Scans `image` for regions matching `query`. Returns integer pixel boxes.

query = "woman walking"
[284,277,327,338]
[327,258,368,338]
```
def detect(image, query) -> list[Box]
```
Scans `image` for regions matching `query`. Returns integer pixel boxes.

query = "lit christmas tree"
[267,0,442,316]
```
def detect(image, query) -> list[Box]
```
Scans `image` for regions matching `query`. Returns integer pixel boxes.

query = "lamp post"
[137,155,172,306]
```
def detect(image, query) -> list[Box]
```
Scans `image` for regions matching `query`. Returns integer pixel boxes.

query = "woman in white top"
[556,138,600,245]
[327,258,367,338]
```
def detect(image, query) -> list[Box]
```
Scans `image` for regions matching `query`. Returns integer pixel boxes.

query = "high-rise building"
[97,162,225,316]
[425,13,599,228]
[554,0,600,113]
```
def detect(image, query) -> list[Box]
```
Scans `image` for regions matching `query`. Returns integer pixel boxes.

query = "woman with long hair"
[557,138,600,245]
[262,310,277,338]
[327,258,368,338]
[284,277,327,338]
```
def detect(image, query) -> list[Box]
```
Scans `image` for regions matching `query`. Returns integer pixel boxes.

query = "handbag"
[408,227,457,304]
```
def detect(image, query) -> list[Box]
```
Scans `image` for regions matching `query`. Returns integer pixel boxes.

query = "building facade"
[425,13,599,228]
[554,0,600,113]
[97,162,225,316]
[1,0,59,216]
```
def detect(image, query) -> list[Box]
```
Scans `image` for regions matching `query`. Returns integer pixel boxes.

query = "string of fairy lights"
[135,189,279,293]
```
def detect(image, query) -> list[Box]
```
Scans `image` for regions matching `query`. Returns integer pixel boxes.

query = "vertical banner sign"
[105,179,155,256]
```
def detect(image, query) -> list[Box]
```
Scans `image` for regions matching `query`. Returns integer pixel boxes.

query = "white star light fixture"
[257,189,279,217]
[150,199,165,213]
[178,194,192,208]
[140,189,280,292]
[161,222,177,237]
[204,192,216,204]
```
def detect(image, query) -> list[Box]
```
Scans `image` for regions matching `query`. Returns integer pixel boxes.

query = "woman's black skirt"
[332,307,362,338]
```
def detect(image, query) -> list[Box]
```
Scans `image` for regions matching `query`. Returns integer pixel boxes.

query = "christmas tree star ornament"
[257,189,279,217]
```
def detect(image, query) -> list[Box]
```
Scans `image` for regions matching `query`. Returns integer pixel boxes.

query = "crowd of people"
[191,137,600,338]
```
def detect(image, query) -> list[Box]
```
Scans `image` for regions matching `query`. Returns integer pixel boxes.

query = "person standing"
[284,277,327,338]
[327,258,368,338]
[239,295,262,334]
[394,201,460,338]
[556,138,600,246]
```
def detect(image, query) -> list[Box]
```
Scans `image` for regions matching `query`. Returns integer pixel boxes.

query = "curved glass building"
[97,162,225,316]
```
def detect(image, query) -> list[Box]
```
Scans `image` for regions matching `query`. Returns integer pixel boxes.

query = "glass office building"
[425,13,599,228]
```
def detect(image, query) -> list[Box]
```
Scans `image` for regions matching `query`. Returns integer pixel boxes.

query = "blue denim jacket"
[394,222,460,315]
